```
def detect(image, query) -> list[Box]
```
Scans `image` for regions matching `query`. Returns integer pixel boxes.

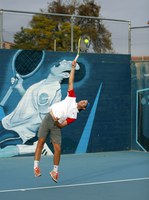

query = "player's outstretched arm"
[68,60,76,91]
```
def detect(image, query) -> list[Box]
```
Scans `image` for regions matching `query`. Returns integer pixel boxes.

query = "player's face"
[78,100,88,109]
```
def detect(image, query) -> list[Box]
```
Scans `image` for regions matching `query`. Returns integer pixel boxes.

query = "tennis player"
[34,60,89,182]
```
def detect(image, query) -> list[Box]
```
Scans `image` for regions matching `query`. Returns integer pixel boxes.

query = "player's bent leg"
[34,137,46,177]
[34,137,46,160]
[50,142,61,182]
[53,142,61,165]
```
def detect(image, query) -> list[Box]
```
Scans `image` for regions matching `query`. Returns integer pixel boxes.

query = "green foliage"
[12,0,113,53]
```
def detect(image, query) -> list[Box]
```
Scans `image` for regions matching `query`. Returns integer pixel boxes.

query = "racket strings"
[80,40,88,52]
[14,51,43,76]
[79,36,91,52]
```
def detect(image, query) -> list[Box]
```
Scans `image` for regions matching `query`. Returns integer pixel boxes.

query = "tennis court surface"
[0,151,149,200]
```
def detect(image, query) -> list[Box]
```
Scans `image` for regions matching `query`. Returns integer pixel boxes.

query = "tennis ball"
[84,39,89,44]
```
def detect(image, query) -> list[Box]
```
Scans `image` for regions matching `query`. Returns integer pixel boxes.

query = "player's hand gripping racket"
[74,35,90,62]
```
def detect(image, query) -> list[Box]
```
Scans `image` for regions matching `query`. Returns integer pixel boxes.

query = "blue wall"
[0,49,131,156]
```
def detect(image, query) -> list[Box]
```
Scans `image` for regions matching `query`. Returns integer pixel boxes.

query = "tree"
[13,15,60,50]
[13,0,113,53]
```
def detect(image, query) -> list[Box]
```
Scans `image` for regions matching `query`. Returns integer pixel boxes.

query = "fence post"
[0,9,3,49]
[54,39,56,51]
[128,21,131,55]
[71,15,74,52]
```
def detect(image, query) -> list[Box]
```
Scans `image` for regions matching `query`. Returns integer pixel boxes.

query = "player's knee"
[37,138,45,149]
[53,143,61,154]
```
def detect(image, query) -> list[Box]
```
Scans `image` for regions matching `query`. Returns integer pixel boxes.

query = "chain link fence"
[131,26,149,57]
[1,9,148,56]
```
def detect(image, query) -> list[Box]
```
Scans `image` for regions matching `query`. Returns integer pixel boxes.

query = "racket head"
[80,35,91,52]
[75,36,90,61]
[12,50,45,78]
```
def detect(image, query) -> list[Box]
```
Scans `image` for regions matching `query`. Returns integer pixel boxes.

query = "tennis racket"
[74,35,90,62]
[0,50,45,117]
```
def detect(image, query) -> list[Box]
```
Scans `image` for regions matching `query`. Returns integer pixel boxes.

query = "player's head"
[77,100,89,111]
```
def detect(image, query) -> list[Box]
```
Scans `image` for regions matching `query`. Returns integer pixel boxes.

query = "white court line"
[0,177,149,193]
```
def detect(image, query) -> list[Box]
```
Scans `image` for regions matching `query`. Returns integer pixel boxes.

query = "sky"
[0,0,148,26]
[0,0,149,56]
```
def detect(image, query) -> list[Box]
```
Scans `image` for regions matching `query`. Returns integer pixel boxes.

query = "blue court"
[0,151,149,200]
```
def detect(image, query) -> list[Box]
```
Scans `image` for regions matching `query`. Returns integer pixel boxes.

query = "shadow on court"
[0,151,149,200]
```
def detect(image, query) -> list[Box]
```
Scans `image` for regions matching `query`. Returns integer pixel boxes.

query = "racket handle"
[0,86,14,106]
[74,54,79,62]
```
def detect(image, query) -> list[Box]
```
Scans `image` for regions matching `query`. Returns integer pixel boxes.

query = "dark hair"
[78,102,90,112]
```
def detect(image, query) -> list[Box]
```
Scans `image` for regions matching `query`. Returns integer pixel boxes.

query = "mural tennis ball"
[84,39,89,44]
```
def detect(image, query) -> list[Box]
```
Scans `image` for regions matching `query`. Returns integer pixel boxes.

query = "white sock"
[34,160,39,169]
[53,165,59,172]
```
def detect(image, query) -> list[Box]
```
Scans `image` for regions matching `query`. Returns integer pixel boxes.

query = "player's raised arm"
[68,60,76,91]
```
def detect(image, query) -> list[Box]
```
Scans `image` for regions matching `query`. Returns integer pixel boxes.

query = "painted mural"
[0,49,131,157]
